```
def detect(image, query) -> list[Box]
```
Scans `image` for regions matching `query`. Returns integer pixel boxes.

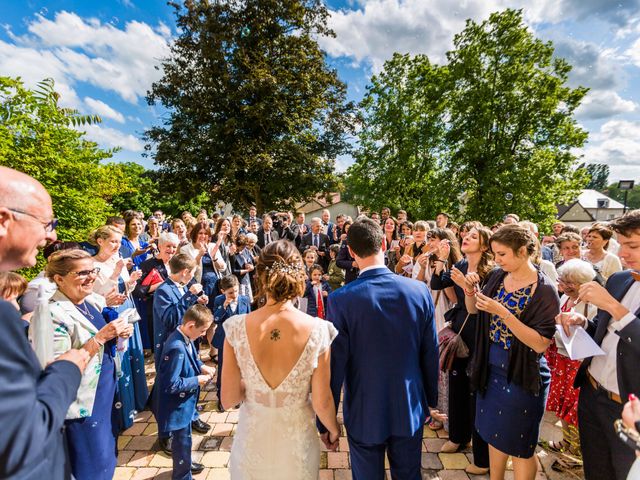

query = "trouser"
[170,425,192,480]
[578,381,635,480]
[448,357,489,468]
[215,344,224,404]
[347,429,422,480]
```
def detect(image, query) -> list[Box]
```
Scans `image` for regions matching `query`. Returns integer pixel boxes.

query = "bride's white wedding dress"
[223,314,338,480]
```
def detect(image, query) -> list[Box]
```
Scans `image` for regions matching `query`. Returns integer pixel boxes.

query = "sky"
[1,0,640,183]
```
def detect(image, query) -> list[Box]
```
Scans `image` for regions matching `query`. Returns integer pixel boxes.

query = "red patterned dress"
[545,297,587,427]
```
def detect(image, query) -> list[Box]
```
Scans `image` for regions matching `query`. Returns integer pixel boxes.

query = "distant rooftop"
[577,189,624,209]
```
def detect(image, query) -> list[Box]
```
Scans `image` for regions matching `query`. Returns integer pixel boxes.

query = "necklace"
[75,301,95,321]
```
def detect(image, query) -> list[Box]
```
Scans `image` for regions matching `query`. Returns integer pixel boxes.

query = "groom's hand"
[320,432,339,452]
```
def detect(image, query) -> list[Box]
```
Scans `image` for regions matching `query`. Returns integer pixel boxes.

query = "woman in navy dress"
[30,249,134,480]
[464,225,559,480]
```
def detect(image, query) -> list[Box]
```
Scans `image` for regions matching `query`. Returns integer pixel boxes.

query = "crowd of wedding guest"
[1,168,639,480]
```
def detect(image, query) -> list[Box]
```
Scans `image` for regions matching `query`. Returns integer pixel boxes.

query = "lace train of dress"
[224,314,338,480]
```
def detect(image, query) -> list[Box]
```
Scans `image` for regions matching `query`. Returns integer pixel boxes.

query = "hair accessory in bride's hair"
[266,260,304,276]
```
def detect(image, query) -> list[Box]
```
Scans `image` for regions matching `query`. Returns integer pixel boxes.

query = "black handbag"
[438,313,470,372]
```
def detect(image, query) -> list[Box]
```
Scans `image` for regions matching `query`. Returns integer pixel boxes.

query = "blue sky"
[2,0,640,182]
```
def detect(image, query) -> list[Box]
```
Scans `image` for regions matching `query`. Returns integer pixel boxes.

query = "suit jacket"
[153,329,203,432]
[575,271,640,400]
[320,267,438,442]
[323,222,336,242]
[31,290,107,419]
[231,250,254,287]
[256,228,280,249]
[291,222,310,249]
[212,294,251,349]
[0,301,81,480]
[245,216,262,228]
[301,232,331,269]
[336,242,358,284]
[303,280,332,317]
[152,278,199,369]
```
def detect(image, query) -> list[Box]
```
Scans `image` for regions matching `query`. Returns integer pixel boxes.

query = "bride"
[221,240,340,479]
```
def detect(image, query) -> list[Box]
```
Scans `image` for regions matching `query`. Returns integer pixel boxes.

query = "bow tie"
[632,271,640,281]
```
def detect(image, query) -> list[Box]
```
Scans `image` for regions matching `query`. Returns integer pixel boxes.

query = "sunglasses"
[68,267,101,278]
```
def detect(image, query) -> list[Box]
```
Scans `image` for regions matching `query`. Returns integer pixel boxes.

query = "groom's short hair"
[348,217,383,258]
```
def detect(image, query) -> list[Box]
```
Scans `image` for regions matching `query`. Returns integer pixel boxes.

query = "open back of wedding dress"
[223,314,338,480]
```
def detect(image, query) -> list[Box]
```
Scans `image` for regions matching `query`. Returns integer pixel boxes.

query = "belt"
[586,371,622,404]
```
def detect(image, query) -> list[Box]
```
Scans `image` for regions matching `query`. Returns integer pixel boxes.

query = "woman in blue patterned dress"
[462,224,559,480]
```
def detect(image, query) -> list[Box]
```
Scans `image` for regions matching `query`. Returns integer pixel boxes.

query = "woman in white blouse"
[582,223,622,280]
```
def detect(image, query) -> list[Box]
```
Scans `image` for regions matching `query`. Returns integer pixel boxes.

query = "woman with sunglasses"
[91,225,148,429]
[30,249,133,480]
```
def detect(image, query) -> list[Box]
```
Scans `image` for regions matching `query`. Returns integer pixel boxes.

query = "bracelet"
[464,289,476,297]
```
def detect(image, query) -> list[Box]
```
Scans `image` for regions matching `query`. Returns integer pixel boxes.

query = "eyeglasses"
[68,268,101,278]
[6,207,58,232]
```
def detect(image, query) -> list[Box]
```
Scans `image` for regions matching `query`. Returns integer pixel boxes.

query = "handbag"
[438,313,471,373]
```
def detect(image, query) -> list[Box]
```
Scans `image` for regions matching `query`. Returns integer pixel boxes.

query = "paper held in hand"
[555,325,605,361]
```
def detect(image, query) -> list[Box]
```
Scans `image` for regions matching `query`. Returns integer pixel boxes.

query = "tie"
[316,287,324,319]
[266,232,271,244]
[382,237,387,252]
[314,235,319,248]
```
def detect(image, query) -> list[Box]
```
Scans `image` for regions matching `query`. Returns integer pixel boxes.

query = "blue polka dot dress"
[475,281,551,458]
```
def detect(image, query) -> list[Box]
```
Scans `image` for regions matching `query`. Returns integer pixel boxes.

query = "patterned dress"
[475,281,551,458]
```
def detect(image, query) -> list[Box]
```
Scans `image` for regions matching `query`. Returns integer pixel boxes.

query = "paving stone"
[206,468,231,480]
[425,438,447,453]
[421,453,443,470]
[423,426,438,438]
[142,423,158,435]
[339,437,350,452]
[436,429,450,439]
[118,435,132,450]
[226,411,239,423]
[127,451,154,467]
[134,411,153,422]
[117,450,135,466]
[212,423,234,436]
[201,451,230,468]
[123,423,147,436]
[320,469,334,479]
[148,452,173,468]
[193,467,210,479]
[113,467,136,480]
[219,436,234,452]
[334,469,352,480]
[439,453,470,470]
[124,435,156,451]
[130,467,159,480]
[208,412,229,423]
[437,471,470,480]
[328,451,350,469]
[320,451,328,469]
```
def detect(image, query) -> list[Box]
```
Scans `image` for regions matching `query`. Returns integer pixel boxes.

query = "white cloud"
[1,11,171,104]
[580,120,640,180]
[576,90,637,120]
[83,97,125,123]
[81,124,145,152]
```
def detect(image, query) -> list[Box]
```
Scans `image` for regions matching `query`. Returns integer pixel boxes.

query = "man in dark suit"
[0,167,90,479]
[301,217,331,270]
[321,209,336,243]
[256,215,279,249]
[291,211,310,250]
[245,206,262,228]
[336,240,358,284]
[560,209,640,480]
[318,217,439,480]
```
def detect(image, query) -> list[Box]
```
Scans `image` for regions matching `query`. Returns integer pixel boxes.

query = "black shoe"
[191,418,211,433]
[217,399,225,413]
[191,462,205,474]
[159,436,172,454]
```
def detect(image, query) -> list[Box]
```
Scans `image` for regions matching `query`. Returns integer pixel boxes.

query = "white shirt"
[589,280,640,394]
[358,264,387,275]
[229,301,238,314]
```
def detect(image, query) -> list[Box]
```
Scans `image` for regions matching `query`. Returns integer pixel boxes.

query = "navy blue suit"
[575,271,640,480]
[321,267,438,480]
[0,301,82,479]
[153,329,203,480]
[152,278,200,370]
[303,280,332,317]
[212,294,251,402]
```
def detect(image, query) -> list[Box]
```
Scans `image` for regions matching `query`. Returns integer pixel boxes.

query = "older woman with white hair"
[133,232,180,354]
[544,259,598,456]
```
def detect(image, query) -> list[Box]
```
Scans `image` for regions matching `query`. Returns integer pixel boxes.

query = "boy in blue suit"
[212,275,251,411]
[155,305,216,480]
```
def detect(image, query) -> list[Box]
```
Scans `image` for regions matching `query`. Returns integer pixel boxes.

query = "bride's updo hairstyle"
[255,240,306,303]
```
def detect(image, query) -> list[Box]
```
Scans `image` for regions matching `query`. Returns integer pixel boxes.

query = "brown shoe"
[465,464,489,475]
[439,440,461,453]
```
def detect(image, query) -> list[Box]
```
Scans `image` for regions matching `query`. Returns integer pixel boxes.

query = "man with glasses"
[0,166,90,480]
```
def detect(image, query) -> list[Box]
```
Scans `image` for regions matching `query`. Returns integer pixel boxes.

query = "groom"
[318,217,439,479]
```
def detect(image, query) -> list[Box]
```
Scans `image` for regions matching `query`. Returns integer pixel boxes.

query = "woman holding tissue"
[464,224,560,480]
[543,259,597,457]
[31,249,134,480]
[92,225,149,427]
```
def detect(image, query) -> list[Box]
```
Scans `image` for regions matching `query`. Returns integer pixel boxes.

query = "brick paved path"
[113,355,582,480]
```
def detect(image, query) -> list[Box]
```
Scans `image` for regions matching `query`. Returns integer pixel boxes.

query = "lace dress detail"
[224,314,338,480]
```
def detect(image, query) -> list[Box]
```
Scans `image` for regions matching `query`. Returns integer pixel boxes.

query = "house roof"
[577,189,624,209]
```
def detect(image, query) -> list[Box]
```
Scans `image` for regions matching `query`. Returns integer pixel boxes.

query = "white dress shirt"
[358,264,387,275]
[589,281,640,394]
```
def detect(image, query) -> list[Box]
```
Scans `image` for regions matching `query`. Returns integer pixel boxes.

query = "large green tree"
[346,9,588,226]
[146,0,355,213]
